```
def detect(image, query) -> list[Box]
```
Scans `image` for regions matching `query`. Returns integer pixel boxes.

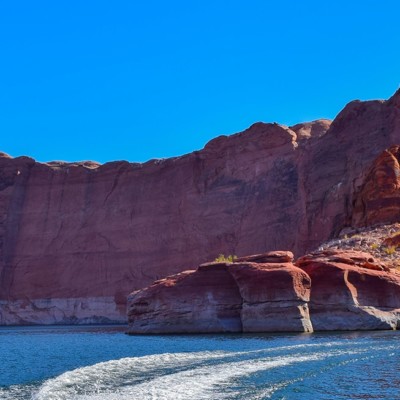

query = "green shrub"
[383,246,396,255]
[214,254,237,263]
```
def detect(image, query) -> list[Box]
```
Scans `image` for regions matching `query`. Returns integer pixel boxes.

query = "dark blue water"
[1,326,400,399]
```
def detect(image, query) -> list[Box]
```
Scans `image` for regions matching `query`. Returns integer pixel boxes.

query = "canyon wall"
[1,90,400,324]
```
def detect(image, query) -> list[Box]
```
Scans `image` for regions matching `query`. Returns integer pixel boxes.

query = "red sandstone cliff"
[127,250,400,333]
[127,252,313,333]
[1,90,400,324]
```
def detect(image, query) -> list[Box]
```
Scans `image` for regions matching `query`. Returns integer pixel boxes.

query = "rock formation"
[127,252,313,333]
[127,250,400,333]
[296,250,400,331]
[352,145,400,227]
[1,89,400,324]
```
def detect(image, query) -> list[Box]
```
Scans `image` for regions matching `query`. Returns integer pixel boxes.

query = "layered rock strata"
[352,145,400,227]
[127,252,313,333]
[296,250,400,330]
[128,250,400,333]
[1,90,400,324]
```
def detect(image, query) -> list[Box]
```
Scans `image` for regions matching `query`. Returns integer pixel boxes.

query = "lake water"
[0,326,399,399]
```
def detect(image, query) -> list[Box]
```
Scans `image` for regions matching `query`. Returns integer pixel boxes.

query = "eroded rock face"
[228,262,312,333]
[127,265,243,334]
[128,249,400,333]
[1,90,400,324]
[296,250,400,331]
[383,233,400,248]
[352,146,400,227]
[128,252,313,333]
[290,119,332,141]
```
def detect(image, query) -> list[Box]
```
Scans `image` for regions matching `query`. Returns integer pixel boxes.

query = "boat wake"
[31,339,396,400]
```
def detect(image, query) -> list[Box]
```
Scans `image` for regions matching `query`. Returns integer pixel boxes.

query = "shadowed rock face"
[1,90,400,324]
[128,250,400,333]
[127,265,243,334]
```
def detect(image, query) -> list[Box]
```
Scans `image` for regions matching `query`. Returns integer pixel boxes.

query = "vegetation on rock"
[214,254,237,263]
[318,223,400,271]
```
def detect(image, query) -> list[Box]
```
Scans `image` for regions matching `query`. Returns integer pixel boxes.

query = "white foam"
[33,342,342,400]
[0,384,37,400]
[32,351,238,400]
[33,345,370,400]
[75,353,339,400]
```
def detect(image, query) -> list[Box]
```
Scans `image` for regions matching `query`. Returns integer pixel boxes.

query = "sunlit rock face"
[352,145,400,227]
[128,250,400,334]
[1,90,400,324]
[296,250,400,331]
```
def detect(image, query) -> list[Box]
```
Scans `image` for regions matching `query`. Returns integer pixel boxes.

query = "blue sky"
[1,1,399,163]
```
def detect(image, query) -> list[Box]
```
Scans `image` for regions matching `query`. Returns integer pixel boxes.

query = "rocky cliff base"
[127,249,400,333]
[0,297,123,325]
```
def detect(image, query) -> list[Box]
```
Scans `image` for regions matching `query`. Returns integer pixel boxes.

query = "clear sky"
[1,1,399,163]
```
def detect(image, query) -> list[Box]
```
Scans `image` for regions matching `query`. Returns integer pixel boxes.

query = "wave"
[32,340,382,400]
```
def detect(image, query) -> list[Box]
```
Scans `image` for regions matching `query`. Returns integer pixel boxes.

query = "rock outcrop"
[352,145,400,227]
[126,265,243,334]
[383,232,400,248]
[1,90,400,324]
[128,250,400,333]
[296,250,400,331]
[227,261,313,333]
[127,252,313,333]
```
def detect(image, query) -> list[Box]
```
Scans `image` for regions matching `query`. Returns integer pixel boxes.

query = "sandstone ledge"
[127,250,400,334]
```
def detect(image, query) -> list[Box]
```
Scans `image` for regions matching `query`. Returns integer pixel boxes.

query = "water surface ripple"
[1,326,399,399]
